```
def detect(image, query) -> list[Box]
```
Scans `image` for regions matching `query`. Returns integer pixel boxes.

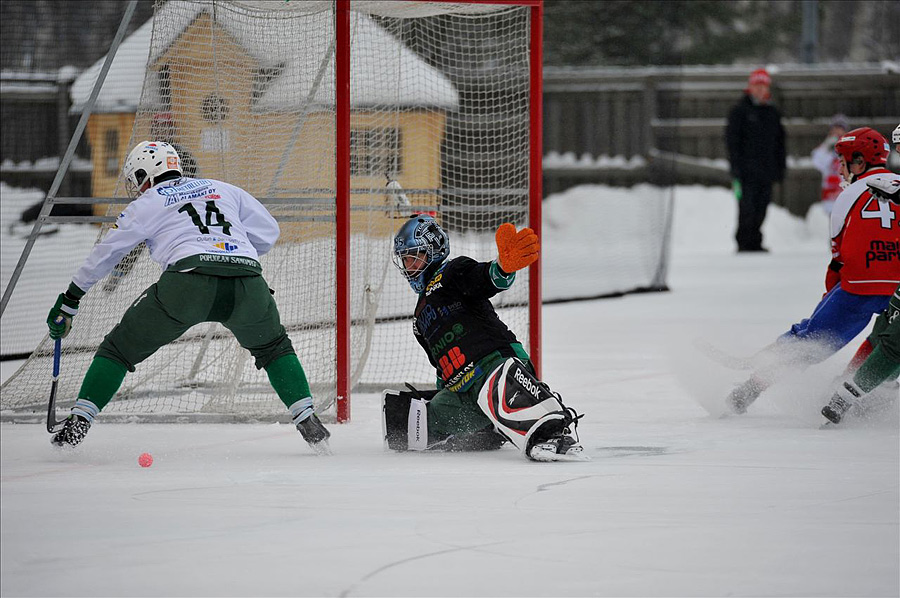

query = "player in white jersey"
[46,141,331,454]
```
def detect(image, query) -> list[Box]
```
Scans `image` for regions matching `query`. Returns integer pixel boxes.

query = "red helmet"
[835,127,890,166]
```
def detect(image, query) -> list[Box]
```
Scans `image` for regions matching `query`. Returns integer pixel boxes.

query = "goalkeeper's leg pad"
[382,388,438,451]
[382,389,507,453]
[476,358,588,461]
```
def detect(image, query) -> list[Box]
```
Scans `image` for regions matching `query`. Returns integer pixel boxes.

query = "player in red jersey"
[826,127,899,296]
[821,123,900,424]
[727,127,899,414]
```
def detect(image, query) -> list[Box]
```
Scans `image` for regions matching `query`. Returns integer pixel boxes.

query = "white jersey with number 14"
[72,177,280,293]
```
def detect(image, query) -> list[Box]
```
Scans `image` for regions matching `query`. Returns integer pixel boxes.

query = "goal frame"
[333,0,544,422]
[0,0,544,424]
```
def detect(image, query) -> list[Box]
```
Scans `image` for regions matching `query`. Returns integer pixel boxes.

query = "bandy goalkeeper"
[45,141,330,454]
[383,214,588,462]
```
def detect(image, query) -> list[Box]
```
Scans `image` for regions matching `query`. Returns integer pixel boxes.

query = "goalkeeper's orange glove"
[495,222,539,273]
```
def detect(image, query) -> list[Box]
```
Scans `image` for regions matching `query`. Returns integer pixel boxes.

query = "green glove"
[47,284,84,339]
[732,179,742,201]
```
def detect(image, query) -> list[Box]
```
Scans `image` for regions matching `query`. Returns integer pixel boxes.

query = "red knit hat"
[748,68,771,86]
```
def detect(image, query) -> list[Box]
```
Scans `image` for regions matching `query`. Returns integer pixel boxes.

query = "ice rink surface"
[2,187,898,597]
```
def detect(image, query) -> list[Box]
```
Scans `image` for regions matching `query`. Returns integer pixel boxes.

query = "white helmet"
[123,141,182,197]
[893,123,900,146]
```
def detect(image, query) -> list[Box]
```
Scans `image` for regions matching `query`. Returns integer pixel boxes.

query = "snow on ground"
[2,185,898,597]
[0,182,100,355]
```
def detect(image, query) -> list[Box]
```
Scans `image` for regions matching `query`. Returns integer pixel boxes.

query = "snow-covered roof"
[71,2,459,113]
[70,16,152,113]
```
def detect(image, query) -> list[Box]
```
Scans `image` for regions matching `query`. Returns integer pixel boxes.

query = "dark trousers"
[869,288,900,364]
[736,178,773,251]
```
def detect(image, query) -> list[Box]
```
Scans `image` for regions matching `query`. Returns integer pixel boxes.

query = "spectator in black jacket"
[725,68,786,252]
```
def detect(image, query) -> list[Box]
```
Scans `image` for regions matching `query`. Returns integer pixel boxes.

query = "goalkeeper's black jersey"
[412,256,519,392]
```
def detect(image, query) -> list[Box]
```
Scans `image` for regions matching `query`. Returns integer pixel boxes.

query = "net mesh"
[1,0,533,421]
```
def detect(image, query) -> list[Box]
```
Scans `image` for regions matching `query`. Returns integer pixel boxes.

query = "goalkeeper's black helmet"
[392,214,449,293]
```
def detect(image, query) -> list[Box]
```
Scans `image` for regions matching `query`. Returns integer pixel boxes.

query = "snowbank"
[1,181,831,357]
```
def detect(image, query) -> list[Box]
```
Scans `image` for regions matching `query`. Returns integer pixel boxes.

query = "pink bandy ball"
[138,453,153,468]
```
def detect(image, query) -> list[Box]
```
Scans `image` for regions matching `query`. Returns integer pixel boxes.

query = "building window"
[158,64,172,110]
[104,129,119,176]
[350,127,401,176]
[200,94,229,123]
[251,63,285,105]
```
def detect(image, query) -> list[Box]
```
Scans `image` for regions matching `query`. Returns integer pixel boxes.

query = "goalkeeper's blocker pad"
[476,358,567,454]
[382,388,439,451]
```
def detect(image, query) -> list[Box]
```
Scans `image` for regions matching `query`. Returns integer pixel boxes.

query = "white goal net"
[1,0,538,422]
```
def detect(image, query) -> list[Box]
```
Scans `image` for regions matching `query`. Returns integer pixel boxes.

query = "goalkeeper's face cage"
[392,214,449,293]
[123,141,183,198]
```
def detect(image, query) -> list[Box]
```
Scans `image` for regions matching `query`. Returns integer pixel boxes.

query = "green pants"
[97,270,293,372]
[867,290,900,364]
[856,291,900,392]
[427,352,529,440]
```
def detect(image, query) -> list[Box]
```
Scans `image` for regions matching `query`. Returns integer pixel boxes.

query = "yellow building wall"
[161,13,257,186]
[245,109,446,240]
[89,14,448,241]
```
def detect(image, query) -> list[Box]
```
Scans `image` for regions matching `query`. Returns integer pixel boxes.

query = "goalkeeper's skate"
[525,407,589,462]
[296,413,332,456]
[50,415,91,448]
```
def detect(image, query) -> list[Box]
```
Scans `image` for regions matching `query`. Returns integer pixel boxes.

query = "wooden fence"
[3,64,898,217]
[543,63,900,215]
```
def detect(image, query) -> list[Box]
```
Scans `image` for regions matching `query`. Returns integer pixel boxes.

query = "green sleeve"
[488,260,515,290]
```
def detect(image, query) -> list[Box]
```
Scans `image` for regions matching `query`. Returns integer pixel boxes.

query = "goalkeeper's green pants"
[427,350,532,441]
[96,270,294,372]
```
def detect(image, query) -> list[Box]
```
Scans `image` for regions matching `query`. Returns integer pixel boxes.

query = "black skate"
[821,396,853,425]
[296,413,332,455]
[821,382,862,425]
[526,407,589,462]
[529,435,588,462]
[50,415,91,447]
[727,377,765,414]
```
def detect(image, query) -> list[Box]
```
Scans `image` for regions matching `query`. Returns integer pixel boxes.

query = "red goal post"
[334,0,544,421]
